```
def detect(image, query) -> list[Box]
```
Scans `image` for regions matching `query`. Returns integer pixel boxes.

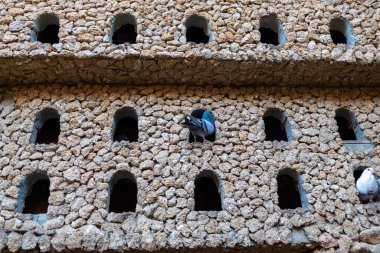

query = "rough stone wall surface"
[0,0,379,86]
[0,84,379,252]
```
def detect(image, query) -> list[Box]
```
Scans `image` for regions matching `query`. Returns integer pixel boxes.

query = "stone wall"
[0,0,379,86]
[0,84,379,252]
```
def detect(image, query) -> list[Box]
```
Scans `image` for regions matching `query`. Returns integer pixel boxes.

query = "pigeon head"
[366,167,377,175]
[362,168,376,178]
[202,110,215,124]
[182,116,191,126]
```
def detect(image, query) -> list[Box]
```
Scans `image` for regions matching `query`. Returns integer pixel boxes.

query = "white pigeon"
[356,168,379,203]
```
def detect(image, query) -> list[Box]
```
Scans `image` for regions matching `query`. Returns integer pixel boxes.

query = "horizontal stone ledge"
[0,243,319,253]
[0,55,379,87]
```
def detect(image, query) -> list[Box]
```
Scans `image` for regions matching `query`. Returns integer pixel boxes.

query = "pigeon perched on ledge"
[182,110,215,143]
[356,167,379,203]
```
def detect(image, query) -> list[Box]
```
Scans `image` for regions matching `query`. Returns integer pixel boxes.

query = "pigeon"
[356,167,379,203]
[182,110,215,142]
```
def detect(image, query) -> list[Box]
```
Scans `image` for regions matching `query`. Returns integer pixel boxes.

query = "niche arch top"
[263,108,292,142]
[30,108,60,145]
[31,13,60,44]
[16,171,50,214]
[194,170,222,211]
[112,107,138,142]
[259,14,287,45]
[110,13,137,44]
[108,171,137,213]
[334,108,372,151]
[276,168,307,210]
[329,18,356,46]
[185,15,211,44]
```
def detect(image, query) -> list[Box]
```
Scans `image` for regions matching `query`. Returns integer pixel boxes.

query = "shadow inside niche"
[330,30,347,44]
[277,174,302,209]
[194,177,222,211]
[35,118,60,144]
[113,117,138,142]
[109,178,137,213]
[264,116,287,141]
[112,24,137,44]
[186,26,209,44]
[37,24,59,44]
[259,27,279,45]
[23,179,50,214]
[335,116,356,140]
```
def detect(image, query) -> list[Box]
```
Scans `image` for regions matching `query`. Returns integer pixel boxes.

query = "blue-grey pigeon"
[182,110,215,142]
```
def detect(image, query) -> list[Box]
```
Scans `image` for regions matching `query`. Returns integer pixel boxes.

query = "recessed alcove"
[263,108,291,142]
[30,108,60,145]
[353,166,366,183]
[110,13,137,44]
[16,172,50,214]
[277,168,307,210]
[108,171,137,213]
[31,13,59,44]
[112,107,138,142]
[188,109,216,143]
[330,18,356,46]
[335,108,372,151]
[259,14,287,45]
[185,15,211,44]
[194,170,222,211]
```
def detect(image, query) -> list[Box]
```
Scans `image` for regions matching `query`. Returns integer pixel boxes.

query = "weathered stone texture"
[0,85,380,252]
[0,0,379,86]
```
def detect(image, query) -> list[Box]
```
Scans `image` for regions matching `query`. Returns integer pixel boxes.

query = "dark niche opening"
[354,167,366,183]
[111,14,137,44]
[188,109,216,143]
[33,14,59,44]
[259,27,278,45]
[330,30,346,44]
[31,108,60,145]
[194,171,222,211]
[108,171,137,213]
[112,107,138,142]
[277,172,302,210]
[259,14,286,46]
[263,108,290,142]
[20,172,50,214]
[330,18,356,46]
[335,109,357,141]
[186,15,210,44]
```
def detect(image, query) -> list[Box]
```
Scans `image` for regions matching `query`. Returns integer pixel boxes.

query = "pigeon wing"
[356,172,379,195]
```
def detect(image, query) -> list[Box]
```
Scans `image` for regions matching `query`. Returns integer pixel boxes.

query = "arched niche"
[194,170,222,211]
[31,13,60,44]
[16,171,50,214]
[277,168,307,210]
[110,13,137,44]
[259,14,287,45]
[185,15,211,44]
[263,108,292,142]
[30,108,60,145]
[108,171,137,213]
[112,107,138,142]
[335,108,372,151]
[330,18,356,46]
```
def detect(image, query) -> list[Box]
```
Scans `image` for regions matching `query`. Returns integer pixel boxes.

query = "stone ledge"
[0,55,379,87]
